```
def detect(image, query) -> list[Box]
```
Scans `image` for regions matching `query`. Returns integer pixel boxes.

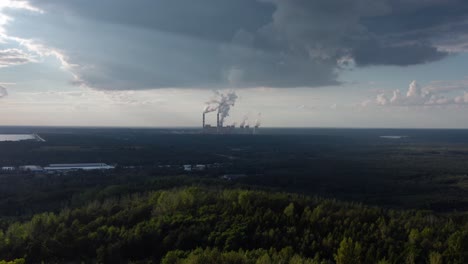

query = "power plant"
[202,111,258,134]
[201,91,260,134]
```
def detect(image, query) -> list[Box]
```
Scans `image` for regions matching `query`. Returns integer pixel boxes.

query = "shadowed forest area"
[0,128,467,263]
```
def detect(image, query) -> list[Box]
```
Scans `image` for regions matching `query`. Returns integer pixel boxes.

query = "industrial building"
[19,165,43,172]
[202,112,258,134]
[1,166,15,171]
[221,174,247,181]
[1,163,115,174]
[43,163,115,171]
[201,91,260,134]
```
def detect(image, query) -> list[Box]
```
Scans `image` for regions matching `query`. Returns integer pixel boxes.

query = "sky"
[1,0,468,128]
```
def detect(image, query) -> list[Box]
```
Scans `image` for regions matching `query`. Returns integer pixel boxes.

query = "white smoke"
[203,105,217,114]
[218,91,238,125]
[240,115,249,127]
[204,91,238,125]
[254,113,262,128]
[203,92,263,128]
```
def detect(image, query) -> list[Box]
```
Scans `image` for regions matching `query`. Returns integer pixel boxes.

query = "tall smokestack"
[217,112,220,132]
[202,112,206,129]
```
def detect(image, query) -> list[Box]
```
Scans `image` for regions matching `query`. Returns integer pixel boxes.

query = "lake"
[0,134,41,142]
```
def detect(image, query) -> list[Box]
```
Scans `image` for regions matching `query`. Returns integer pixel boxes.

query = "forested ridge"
[0,187,466,263]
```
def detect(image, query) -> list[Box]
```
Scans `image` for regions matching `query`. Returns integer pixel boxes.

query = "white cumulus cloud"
[365,80,468,107]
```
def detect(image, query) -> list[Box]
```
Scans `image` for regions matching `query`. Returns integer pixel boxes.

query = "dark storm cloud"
[21,0,468,89]
[352,41,448,66]
[364,0,468,35]
[28,0,274,43]
[258,0,452,66]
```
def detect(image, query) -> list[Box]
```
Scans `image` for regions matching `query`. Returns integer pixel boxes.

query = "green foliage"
[2,130,468,218]
[161,248,316,264]
[376,258,390,264]
[428,251,443,264]
[284,202,295,218]
[0,259,25,264]
[0,187,465,263]
[334,237,361,264]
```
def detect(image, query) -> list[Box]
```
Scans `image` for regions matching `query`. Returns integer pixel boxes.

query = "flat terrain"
[0,127,467,263]
[0,127,467,212]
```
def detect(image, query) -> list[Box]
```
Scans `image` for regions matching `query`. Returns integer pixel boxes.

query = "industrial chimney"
[202,112,206,129]
[217,112,220,133]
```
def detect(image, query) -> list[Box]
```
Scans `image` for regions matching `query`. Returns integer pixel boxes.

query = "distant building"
[44,163,115,172]
[207,163,222,169]
[1,166,16,171]
[19,165,43,172]
[202,112,259,135]
[222,174,247,180]
[183,165,192,172]
[194,164,206,171]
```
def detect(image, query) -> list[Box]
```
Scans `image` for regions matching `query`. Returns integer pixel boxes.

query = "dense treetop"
[0,187,466,263]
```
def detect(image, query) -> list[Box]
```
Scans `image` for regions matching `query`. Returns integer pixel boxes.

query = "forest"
[0,128,467,263]
[0,187,466,263]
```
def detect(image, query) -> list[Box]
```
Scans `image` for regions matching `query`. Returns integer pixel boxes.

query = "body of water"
[0,134,41,142]
[379,135,408,139]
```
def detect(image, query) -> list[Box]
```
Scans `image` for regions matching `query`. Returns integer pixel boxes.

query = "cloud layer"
[1,0,468,90]
[0,48,35,67]
[370,80,468,107]
[0,85,7,98]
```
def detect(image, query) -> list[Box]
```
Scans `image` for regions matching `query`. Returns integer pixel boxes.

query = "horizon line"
[1,125,468,130]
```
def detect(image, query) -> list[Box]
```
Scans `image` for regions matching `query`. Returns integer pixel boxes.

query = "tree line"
[0,187,466,263]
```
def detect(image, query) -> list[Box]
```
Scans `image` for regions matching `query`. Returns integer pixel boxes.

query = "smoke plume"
[240,115,249,127]
[254,113,262,128]
[204,91,238,125]
[203,105,217,114]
